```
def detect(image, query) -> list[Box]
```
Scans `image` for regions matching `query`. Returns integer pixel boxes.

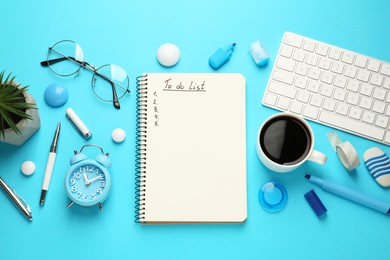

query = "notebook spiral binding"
[135,74,148,223]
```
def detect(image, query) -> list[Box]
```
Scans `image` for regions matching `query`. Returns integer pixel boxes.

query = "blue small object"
[208,43,236,70]
[250,40,270,66]
[304,189,327,218]
[258,181,288,212]
[44,83,68,107]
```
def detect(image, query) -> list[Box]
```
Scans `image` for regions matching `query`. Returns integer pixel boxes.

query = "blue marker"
[305,174,390,215]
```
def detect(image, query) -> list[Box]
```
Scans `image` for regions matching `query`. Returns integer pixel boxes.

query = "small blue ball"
[44,83,69,107]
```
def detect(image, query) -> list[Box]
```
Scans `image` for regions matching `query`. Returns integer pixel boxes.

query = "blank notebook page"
[137,73,247,223]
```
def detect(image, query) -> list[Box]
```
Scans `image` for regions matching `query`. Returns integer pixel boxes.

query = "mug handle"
[308,150,327,164]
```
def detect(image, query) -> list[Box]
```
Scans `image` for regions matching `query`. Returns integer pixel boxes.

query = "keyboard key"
[284,33,303,48]
[277,57,295,72]
[355,55,368,68]
[331,62,344,74]
[323,98,336,111]
[372,101,386,113]
[319,111,385,141]
[385,132,390,144]
[297,90,310,103]
[303,40,316,52]
[306,53,318,66]
[296,63,308,76]
[360,84,373,96]
[346,92,359,106]
[386,106,390,116]
[272,69,295,85]
[307,81,320,93]
[367,59,381,72]
[329,48,342,60]
[321,71,334,84]
[349,107,362,119]
[318,58,331,70]
[293,49,306,62]
[310,95,323,107]
[334,88,346,101]
[308,67,320,80]
[303,106,319,119]
[316,43,329,56]
[344,65,357,78]
[341,51,355,64]
[334,75,347,88]
[277,97,290,110]
[295,76,307,89]
[268,81,297,98]
[384,77,390,90]
[359,96,372,109]
[375,115,389,128]
[346,80,360,92]
[370,73,383,86]
[373,87,386,101]
[380,63,390,76]
[362,111,375,124]
[280,45,293,58]
[357,70,370,82]
[263,93,277,106]
[320,84,334,97]
[336,103,349,115]
[290,101,303,114]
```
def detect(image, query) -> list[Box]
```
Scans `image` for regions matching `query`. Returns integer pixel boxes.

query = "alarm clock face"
[65,160,111,207]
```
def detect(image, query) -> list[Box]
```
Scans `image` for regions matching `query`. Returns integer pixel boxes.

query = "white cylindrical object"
[42,152,56,190]
[66,107,92,139]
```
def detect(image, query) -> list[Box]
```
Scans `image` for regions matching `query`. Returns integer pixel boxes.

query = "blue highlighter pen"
[209,43,236,70]
[305,174,390,214]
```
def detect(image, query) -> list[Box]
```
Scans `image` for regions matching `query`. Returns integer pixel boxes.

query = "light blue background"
[0,0,389,259]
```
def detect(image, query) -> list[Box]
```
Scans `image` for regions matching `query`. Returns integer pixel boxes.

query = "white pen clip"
[65,107,92,139]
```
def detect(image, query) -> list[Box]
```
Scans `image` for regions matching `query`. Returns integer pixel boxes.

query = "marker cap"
[258,182,288,212]
[304,189,327,218]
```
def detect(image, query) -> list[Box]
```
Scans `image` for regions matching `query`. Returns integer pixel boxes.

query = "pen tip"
[304,174,311,179]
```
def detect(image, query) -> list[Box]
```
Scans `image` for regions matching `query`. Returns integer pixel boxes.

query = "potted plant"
[0,71,40,146]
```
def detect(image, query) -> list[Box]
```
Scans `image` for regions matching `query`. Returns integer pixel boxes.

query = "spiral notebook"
[135,73,247,224]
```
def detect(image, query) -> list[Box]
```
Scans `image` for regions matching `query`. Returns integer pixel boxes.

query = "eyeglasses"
[40,40,130,109]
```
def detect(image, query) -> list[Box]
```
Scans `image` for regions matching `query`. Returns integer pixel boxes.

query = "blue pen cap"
[304,189,327,218]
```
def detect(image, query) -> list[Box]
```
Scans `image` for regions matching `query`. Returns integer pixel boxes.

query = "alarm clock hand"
[83,173,91,185]
[88,175,102,184]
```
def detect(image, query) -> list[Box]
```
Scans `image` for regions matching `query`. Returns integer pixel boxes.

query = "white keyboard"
[262,32,390,146]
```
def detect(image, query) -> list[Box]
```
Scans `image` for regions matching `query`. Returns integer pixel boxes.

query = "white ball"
[112,128,126,143]
[21,161,36,176]
[157,43,181,67]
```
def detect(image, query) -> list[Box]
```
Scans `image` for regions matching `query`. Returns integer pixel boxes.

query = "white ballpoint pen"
[40,122,61,205]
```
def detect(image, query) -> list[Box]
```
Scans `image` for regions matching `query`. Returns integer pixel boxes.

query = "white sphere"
[157,43,181,67]
[21,161,36,176]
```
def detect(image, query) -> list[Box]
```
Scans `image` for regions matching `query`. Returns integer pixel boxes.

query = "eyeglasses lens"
[92,64,129,102]
[47,40,85,76]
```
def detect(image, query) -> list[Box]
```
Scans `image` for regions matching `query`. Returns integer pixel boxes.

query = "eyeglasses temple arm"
[40,56,81,67]
[93,70,121,109]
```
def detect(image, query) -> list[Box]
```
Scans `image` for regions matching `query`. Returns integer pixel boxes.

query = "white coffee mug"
[256,113,327,172]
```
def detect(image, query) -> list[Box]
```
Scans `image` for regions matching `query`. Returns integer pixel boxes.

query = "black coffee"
[260,116,311,165]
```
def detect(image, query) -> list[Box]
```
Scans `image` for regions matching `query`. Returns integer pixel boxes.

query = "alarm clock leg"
[97,203,103,212]
[66,201,74,208]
